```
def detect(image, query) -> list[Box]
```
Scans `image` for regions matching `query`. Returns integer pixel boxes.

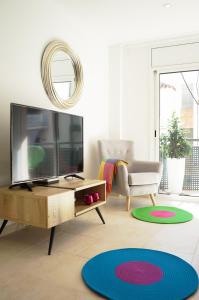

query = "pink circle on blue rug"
[82,248,198,300]
[115,261,163,285]
[150,210,176,218]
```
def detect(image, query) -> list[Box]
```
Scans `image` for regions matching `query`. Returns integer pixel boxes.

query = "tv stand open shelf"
[50,179,106,216]
[0,179,106,255]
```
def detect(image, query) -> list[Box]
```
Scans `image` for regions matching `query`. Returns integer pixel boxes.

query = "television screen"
[10,103,83,184]
[57,112,83,176]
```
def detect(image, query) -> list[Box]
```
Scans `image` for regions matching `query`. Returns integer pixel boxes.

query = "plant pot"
[167,158,185,194]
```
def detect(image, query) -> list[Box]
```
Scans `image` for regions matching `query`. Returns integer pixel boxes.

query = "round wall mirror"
[41,40,83,109]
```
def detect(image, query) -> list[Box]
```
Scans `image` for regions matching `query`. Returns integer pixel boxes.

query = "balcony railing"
[160,139,199,192]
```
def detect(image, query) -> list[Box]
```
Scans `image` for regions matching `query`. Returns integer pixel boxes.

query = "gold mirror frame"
[41,40,83,109]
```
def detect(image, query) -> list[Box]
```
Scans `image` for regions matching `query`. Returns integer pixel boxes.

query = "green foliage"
[160,113,191,159]
[160,134,169,159]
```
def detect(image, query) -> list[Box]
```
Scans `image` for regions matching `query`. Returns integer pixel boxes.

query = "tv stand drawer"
[47,191,75,227]
[0,187,74,228]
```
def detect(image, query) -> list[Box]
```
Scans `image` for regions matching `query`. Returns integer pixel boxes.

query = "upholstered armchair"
[98,140,163,211]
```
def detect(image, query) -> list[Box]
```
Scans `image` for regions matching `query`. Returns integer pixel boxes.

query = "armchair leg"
[149,194,156,206]
[126,196,131,211]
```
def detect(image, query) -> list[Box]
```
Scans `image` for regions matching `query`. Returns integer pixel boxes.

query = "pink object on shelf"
[84,194,94,205]
[92,192,100,202]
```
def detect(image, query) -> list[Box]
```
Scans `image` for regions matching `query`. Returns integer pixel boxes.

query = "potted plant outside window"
[160,113,191,194]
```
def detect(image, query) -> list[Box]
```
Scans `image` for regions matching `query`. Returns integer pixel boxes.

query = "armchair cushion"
[128,172,160,186]
[129,160,163,173]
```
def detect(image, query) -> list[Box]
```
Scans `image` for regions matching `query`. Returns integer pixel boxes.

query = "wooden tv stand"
[0,179,106,255]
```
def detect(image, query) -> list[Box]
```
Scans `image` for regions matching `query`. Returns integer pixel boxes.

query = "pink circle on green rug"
[150,210,176,218]
[115,261,163,285]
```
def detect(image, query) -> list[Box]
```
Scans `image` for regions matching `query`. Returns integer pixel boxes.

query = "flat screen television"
[10,103,83,185]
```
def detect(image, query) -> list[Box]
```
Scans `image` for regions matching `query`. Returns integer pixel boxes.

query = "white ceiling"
[61,0,199,45]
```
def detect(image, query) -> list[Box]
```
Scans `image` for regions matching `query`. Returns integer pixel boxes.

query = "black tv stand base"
[64,174,85,180]
[33,177,59,186]
[9,182,33,192]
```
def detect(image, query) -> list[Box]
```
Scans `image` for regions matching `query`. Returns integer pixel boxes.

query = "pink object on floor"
[150,210,176,218]
[115,261,163,285]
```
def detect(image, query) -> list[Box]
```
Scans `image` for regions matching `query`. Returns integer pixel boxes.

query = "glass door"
[159,70,199,195]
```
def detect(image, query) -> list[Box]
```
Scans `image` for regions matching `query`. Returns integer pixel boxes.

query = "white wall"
[108,45,123,139]
[109,43,152,160]
[0,0,109,185]
[122,45,152,160]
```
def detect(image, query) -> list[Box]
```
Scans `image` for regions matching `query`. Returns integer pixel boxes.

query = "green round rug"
[131,206,193,224]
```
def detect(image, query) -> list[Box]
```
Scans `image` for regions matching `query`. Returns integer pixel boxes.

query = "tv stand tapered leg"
[0,220,8,234]
[48,226,56,255]
[95,207,105,224]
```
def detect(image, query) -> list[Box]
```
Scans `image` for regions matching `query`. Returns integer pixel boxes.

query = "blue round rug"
[82,248,198,300]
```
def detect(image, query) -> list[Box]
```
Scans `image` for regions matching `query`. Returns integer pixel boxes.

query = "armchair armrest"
[130,160,163,174]
[115,164,130,196]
